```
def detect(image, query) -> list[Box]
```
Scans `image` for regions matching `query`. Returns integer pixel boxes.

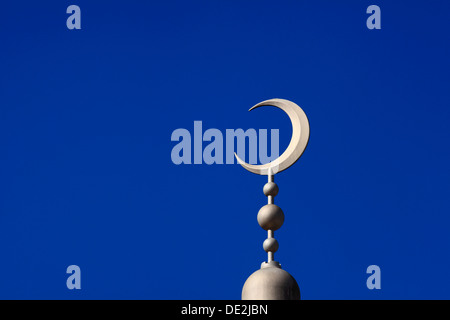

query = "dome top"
[242,265,300,300]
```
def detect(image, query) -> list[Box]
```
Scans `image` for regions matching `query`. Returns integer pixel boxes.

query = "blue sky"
[0,0,449,299]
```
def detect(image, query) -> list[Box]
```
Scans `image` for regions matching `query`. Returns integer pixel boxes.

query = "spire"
[241,173,300,300]
[237,99,310,300]
[260,172,282,268]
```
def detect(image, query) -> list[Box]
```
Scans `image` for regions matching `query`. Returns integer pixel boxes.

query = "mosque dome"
[242,264,300,300]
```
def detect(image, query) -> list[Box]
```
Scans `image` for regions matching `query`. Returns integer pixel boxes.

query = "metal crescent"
[235,98,310,175]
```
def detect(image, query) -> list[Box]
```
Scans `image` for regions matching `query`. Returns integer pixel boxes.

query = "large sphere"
[257,204,284,231]
[242,266,300,300]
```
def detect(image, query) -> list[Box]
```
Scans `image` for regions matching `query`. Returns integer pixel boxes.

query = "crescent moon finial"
[235,98,310,175]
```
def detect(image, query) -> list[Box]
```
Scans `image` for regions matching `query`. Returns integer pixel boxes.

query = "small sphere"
[263,238,279,253]
[263,182,279,197]
[257,204,284,231]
